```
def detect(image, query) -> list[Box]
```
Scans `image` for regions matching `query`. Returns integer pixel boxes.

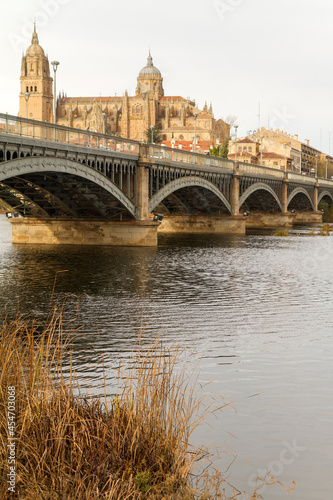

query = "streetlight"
[142,91,147,142]
[218,142,221,157]
[325,158,328,179]
[102,112,106,147]
[51,61,60,125]
[260,136,264,166]
[24,92,30,136]
[283,143,287,173]
[315,154,318,178]
[150,125,154,143]
[193,112,198,152]
[234,125,238,161]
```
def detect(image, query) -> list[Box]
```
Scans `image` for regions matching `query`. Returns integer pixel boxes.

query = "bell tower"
[19,23,53,122]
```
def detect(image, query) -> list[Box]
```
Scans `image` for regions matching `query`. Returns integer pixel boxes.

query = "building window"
[179,135,184,140]
[238,146,242,151]
[35,86,37,92]
[248,147,252,152]
[30,86,33,92]
[26,86,29,92]
[273,161,278,166]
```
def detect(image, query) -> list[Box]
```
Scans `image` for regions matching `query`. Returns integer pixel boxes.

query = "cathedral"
[19,27,229,145]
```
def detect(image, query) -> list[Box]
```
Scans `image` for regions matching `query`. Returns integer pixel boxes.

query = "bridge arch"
[287,187,315,211]
[0,156,136,218]
[148,176,232,214]
[239,183,283,211]
[318,190,333,204]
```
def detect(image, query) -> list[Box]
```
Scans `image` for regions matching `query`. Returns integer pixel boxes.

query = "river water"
[0,214,332,499]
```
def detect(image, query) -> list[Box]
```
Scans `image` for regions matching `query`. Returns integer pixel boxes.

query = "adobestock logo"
[248,439,306,492]
[213,0,245,21]
[7,0,71,53]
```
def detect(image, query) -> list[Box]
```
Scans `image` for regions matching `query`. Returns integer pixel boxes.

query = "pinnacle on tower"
[31,19,39,44]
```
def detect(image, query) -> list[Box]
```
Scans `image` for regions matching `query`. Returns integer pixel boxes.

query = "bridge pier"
[10,218,159,247]
[244,211,322,229]
[231,166,240,216]
[156,215,246,235]
[282,178,288,213]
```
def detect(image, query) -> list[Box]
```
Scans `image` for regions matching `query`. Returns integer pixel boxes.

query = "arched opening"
[240,188,282,213]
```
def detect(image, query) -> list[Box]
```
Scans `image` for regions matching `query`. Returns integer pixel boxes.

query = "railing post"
[231,161,240,216]
[282,173,289,213]
[314,181,319,211]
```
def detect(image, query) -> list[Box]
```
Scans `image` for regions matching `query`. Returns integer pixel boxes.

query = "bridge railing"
[288,172,316,184]
[0,113,140,155]
[148,144,234,170]
[238,162,286,178]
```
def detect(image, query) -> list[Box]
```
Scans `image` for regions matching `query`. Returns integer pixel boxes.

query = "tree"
[223,115,238,128]
[145,126,162,144]
[209,139,229,159]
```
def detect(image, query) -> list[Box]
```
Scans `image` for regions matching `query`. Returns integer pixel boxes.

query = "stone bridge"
[1,113,332,245]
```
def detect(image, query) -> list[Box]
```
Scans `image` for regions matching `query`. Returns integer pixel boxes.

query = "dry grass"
[0,297,295,499]
[273,227,289,237]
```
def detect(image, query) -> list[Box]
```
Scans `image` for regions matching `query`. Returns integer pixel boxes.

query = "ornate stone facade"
[18,28,229,144]
[56,52,229,143]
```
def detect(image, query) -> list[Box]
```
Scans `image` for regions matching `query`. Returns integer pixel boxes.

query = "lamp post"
[234,125,238,161]
[315,154,318,178]
[102,112,106,147]
[193,112,198,152]
[325,158,328,179]
[51,61,60,125]
[24,92,30,136]
[218,142,221,157]
[260,136,264,166]
[142,91,147,142]
[150,125,154,143]
[284,143,287,173]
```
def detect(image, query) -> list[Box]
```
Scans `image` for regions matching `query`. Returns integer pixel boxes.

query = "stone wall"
[157,215,246,234]
[10,219,158,247]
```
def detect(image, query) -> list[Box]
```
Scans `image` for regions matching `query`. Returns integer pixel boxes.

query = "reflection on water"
[0,215,332,499]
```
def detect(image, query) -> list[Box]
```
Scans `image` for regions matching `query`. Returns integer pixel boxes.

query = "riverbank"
[0,298,294,499]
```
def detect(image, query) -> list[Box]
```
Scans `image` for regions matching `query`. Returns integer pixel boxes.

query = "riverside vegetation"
[0,296,295,499]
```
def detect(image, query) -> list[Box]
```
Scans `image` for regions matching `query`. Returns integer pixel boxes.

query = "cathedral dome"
[139,52,161,76]
[26,25,45,57]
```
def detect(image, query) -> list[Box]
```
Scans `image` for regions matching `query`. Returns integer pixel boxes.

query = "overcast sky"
[1,0,332,151]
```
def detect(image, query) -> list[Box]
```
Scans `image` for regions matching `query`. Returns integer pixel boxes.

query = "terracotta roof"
[238,138,256,143]
[162,139,211,152]
[257,152,288,159]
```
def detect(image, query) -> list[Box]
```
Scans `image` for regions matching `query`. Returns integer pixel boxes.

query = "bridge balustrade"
[239,162,286,178]
[148,144,234,170]
[0,113,139,155]
[288,172,316,184]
